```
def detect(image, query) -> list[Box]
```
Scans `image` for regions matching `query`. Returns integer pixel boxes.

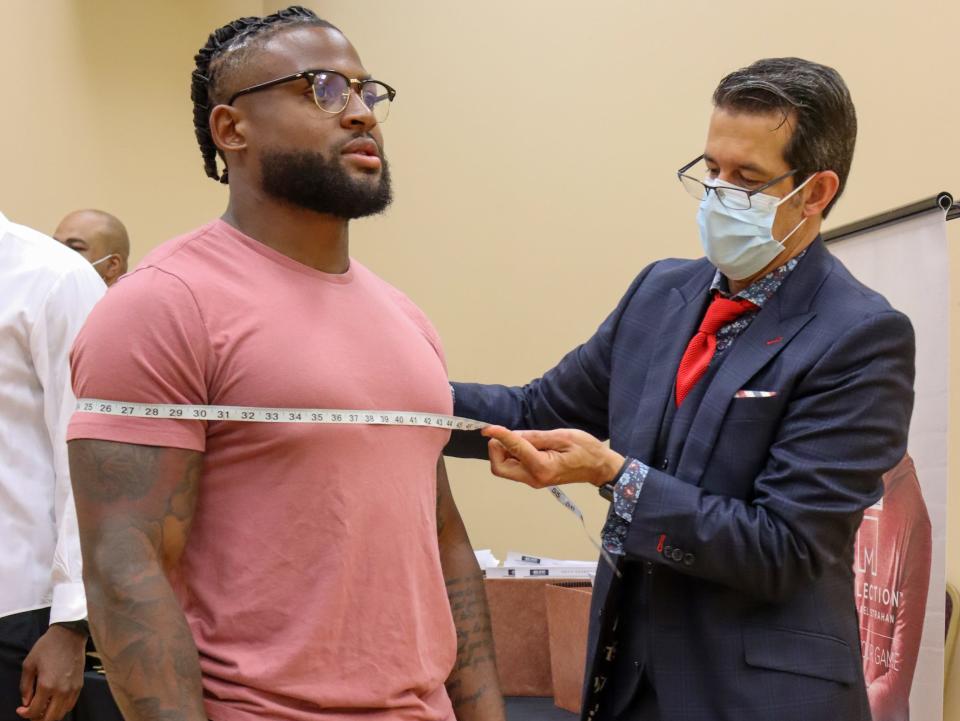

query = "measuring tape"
[77,398,619,575]
[76,398,489,431]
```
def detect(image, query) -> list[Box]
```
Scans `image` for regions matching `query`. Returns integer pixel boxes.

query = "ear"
[800,170,840,218]
[209,104,248,156]
[104,255,125,284]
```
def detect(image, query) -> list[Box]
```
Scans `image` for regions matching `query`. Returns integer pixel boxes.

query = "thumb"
[481,426,542,466]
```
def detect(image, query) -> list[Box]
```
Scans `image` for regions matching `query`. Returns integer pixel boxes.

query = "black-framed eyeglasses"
[228,69,397,123]
[677,154,797,210]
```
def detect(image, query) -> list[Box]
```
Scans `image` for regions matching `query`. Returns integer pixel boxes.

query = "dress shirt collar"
[710,248,809,308]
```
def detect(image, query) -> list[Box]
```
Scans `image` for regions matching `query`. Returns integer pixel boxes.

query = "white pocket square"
[734,389,778,398]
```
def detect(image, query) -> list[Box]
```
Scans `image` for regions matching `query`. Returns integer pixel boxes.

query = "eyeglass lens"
[313,72,392,122]
[679,167,752,209]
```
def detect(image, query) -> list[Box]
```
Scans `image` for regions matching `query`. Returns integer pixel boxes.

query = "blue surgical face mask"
[697,174,815,280]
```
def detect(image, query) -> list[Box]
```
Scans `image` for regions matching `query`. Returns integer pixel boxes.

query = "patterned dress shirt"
[601,250,807,555]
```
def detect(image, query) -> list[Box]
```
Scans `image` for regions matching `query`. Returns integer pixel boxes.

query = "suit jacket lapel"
[675,238,833,486]
[628,262,714,459]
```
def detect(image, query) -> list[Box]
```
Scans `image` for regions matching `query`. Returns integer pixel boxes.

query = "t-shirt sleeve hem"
[67,419,206,452]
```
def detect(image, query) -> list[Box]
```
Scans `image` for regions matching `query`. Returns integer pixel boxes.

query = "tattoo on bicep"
[72,442,168,502]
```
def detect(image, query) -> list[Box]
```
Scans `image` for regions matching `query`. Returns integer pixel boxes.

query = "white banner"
[829,207,949,721]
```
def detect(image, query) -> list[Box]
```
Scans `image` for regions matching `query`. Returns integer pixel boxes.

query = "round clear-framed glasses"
[677,154,798,210]
[228,68,396,123]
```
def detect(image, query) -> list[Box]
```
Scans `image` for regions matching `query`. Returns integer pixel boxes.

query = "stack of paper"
[482,550,597,579]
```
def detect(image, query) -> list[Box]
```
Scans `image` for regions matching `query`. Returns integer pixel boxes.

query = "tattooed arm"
[68,440,206,721]
[437,458,506,721]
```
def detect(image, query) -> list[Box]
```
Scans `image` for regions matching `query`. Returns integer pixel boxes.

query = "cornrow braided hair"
[190,5,338,183]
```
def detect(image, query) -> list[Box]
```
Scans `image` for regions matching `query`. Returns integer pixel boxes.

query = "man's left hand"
[481,426,624,489]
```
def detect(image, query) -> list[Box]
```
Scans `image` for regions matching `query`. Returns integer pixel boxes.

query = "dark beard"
[260,146,392,220]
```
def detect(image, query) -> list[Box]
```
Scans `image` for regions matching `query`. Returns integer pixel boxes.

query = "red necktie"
[675,295,755,406]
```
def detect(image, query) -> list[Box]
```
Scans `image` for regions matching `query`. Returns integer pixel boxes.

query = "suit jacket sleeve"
[623,310,916,604]
[445,264,655,459]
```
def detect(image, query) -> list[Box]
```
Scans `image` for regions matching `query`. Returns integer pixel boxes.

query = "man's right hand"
[17,624,87,721]
[482,425,624,488]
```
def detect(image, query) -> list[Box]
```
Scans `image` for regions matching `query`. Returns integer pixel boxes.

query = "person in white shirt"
[0,212,105,721]
[52,209,129,287]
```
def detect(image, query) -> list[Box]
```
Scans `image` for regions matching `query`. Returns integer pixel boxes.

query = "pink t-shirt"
[68,220,457,721]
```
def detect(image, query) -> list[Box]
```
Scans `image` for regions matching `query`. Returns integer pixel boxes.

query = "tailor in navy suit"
[446,237,915,721]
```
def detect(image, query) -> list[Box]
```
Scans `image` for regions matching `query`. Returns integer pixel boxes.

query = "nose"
[340,88,377,132]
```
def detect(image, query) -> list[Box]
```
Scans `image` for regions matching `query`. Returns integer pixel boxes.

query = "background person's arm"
[18,264,104,721]
[69,439,207,721]
[436,457,505,721]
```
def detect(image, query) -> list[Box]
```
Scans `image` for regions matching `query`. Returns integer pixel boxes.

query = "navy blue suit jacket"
[446,239,915,721]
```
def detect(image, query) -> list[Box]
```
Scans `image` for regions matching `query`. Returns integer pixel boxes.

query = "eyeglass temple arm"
[677,153,706,175]
[227,71,310,105]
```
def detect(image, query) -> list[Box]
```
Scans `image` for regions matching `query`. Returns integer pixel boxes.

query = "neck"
[727,219,821,295]
[222,184,350,274]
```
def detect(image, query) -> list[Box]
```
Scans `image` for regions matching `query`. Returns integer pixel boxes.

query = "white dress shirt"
[0,211,105,623]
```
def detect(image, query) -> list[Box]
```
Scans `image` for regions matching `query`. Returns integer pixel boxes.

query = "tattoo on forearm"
[436,456,504,718]
[445,574,498,710]
[445,679,489,708]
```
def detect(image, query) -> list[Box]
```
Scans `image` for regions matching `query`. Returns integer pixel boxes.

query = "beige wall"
[0,0,262,251]
[2,0,957,714]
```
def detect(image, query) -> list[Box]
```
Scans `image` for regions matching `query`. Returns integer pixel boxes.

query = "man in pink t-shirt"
[66,7,503,721]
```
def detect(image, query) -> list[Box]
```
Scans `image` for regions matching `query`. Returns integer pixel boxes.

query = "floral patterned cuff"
[600,458,649,556]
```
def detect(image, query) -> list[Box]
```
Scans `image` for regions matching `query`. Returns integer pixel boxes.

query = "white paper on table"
[473,549,500,569]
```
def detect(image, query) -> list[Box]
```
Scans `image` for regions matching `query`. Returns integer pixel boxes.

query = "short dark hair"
[190,6,340,184]
[712,57,857,217]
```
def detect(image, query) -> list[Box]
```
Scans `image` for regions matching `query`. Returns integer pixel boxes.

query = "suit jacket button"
[662,545,672,558]
[683,553,695,566]
[671,548,683,562]
[660,458,669,470]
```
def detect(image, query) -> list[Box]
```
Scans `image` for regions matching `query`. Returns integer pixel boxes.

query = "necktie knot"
[699,296,755,335]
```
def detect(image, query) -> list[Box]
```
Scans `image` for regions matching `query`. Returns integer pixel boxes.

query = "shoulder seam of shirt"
[141,266,214,367]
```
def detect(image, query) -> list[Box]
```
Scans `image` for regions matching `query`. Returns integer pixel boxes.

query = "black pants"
[0,608,52,721]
